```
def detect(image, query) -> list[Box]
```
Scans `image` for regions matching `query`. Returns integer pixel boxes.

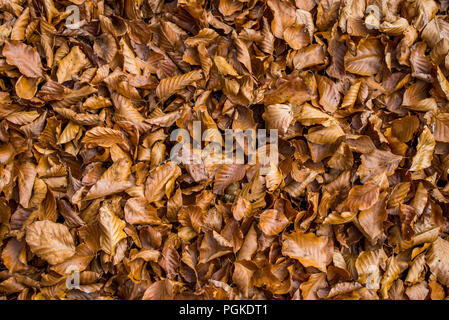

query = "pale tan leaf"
[57,121,81,145]
[305,125,345,145]
[380,256,401,299]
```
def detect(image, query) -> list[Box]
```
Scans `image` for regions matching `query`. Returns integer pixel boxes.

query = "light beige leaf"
[185,28,218,47]
[355,249,387,288]
[341,81,361,109]
[323,211,357,225]
[219,0,243,16]
[421,17,449,48]
[265,164,283,192]
[146,108,181,127]
[83,96,112,110]
[405,281,429,300]
[305,125,345,145]
[380,256,401,299]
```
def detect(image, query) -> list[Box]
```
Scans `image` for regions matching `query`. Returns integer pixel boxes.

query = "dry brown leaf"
[56,46,89,83]
[282,231,332,272]
[259,209,289,236]
[2,40,42,77]
[344,39,383,76]
[25,221,75,265]
[156,70,203,100]
[98,205,127,255]
[409,127,435,171]
[84,158,134,200]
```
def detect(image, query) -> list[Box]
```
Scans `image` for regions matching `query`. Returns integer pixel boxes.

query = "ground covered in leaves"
[1,0,449,300]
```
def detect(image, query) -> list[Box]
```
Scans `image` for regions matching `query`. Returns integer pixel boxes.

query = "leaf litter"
[0,0,449,300]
